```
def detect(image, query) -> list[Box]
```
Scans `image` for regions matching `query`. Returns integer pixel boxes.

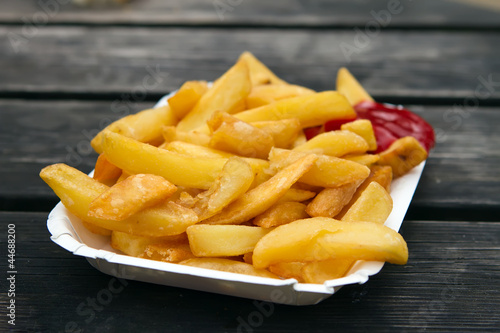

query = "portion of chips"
[41,52,430,284]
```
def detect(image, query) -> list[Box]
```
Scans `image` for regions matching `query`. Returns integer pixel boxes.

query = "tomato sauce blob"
[354,101,435,153]
[305,101,435,153]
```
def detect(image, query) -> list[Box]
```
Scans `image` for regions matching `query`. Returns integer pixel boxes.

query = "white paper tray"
[46,93,425,305]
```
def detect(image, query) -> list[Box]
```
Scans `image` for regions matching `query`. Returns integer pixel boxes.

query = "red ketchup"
[305,101,435,153]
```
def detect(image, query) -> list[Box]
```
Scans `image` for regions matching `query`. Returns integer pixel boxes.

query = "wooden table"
[1,1,499,332]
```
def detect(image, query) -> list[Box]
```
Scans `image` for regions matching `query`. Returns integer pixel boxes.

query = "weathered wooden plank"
[0,99,151,211]
[1,212,499,332]
[1,0,500,28]
[1,27,500,98]
[407,104,500,221]
[0,99,499,219]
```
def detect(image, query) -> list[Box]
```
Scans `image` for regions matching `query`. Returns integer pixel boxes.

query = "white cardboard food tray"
[46,93,425,305]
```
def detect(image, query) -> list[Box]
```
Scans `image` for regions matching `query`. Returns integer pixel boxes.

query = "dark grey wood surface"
[0,212,498,332]
[2,0,500,28]
[2,27,500,99]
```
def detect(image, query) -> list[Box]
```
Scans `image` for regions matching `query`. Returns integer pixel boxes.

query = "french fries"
[251,118,301,149]
[245,84,315,109]
[339,181,393,224]
[268,262,306,282]
[207,112,274,159]
[100,131,228,190]
[238,51,287,86]
[202,154,317,225]
[162,126,211,146]
[378,136,428,178]
[91,104,177,154]
[41,52,432,285]
[180,258,279,279]
[269,148,370,188]
[168,80,208,119]
[235,91,355,129]
[341,119,378,152]
[93,153,122,185]
[88,174,177,221]
[293,130,369,157]
[193,157,255,221]
[252,217,408,269]
[176,58,251,132]
[186,225,270,257]
[306,182,359,218]
[111,231,193,262]
[253,201,309,228]
[302,259,354,284]
[40,164,198,237]
[336,67,374,106]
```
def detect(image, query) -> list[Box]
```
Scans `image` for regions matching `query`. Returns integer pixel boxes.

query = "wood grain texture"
[1,99,499,219]
[0,212,498,332]
[1,0,500,28]
[0,99,151,211]
[407,105,500,221]
[2,26,500,99]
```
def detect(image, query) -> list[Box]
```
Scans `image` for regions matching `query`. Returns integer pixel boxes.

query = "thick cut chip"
[301,258,354,284]
[341,119,378,151]
[336,67,374,106]
[91,104,177,154]
[251,118,302,149]
[277,188,317,204]
[306,182,360,218]
[162,126,211,146]
[116,170,131,183]
[180,258,279,279]
[234,91,356,129]
[165,140,233,159]
[141,242,195,263]
[252,217,408,268]
[88,174,177,221]
[269,148,370,188]
[203,154,317,225]
[208,112,275,159]
[111,231,195,263]
[101,131,228,189]
[176,59,251,132]
[39,164,198,236]
[268,262,306,282]
[293,130,369,157]
[174,191,198,209]
[186,224,270,257]
[93,154,122,186]
[377,136,428,178]
[168,80,208,119]
[194,157,255,221]
[368,165,393,192]
[290,182,323,193]
[81,221,111,236]
[340,181,393,224]
[292,131,307,148]
[111,231,186,256]
[246,84,315,108]
[343,154,380,166]
[238,51,287,86]
[243,252,253,264]
[253,202,309,228]
[163,140,269,176]
[336,165,393,218]
[111,231,157,257]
